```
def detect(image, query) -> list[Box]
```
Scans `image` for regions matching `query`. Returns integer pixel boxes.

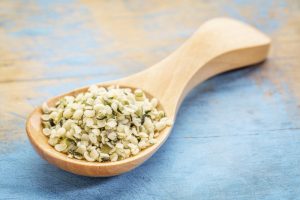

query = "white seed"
[116,143,124,149]
[42,102,50,113]
[100,153,110,161]
[41,114,50,121]
[131,147,140,155]
[76,144,86,154]
[73,125,82,134]
[63,109,73,119]
[81,134,89,141]
[73,109,83,120]
[134,89,143,97]
[88,85,98,93]
[149,132,154,139]
[86,98,94,105]
[149,138,157,144]
[166,119,173,126]
[84,151,95,162]
[105,106,112,115]
[92,128,100,136]
[138,132,148,138]
[128,143,137,149]
[71,103,80,110]
[117,132,126,139]
[144,117,154,132]
[121,119,129,125]
[48,137,59,146]
[67,154,74,159]
[65,131,73,139]
[110,153,118,162]
[85,118,94,127]
[94,104,105,112]
[50,129,57,138]
[74,132,81,139]
[132,117,141,127]
[107,119,117,128]
[89,133,98,144]
[82,141,89,147]
[49,112,58,120]
[90,149,99,160]
[63,119,73,130]
[42,128,51,136]
[97,120,106,128]
[55,143,67,152]
[65,96,75,103]
[143,103,152,112]
[56,127,66,137]
[111,102,118,112]
[155,121,166,131]
[107,132,117,141]
[84,110,95,118]
[129,136,138,145]
[138,140,148,149]
[74,155,82,160]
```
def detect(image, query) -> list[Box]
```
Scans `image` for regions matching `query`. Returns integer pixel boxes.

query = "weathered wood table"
[1,1,299,199]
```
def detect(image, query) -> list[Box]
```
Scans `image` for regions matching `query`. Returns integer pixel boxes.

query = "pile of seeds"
[41,85,172,162]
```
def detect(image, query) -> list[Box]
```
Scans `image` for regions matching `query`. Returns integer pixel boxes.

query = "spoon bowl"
[26,17,271,176]
[27,84,172,176]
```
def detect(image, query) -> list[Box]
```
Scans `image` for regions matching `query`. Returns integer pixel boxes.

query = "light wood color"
[26,17,271,177]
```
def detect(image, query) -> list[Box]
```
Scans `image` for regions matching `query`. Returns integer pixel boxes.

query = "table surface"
[1,0,300,199]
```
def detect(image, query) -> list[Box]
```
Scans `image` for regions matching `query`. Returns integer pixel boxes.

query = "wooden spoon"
[26,17,271,177]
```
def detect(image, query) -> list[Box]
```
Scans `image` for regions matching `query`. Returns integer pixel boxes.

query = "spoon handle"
[122,17,271,115]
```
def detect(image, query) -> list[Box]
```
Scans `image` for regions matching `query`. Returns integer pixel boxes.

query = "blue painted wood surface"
[1,0,300,199]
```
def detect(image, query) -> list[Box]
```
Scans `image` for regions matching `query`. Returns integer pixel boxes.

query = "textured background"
[1,0,300,199]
